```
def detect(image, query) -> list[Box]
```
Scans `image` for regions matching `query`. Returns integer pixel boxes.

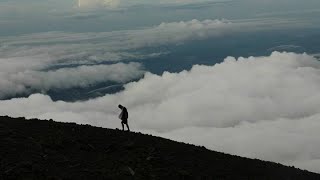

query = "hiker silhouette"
[118,104,130,131]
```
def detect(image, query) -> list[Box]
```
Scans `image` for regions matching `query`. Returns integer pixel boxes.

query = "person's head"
[118,104,123,109]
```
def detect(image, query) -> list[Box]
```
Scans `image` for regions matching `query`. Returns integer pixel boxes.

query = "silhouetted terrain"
[0,116,319,179]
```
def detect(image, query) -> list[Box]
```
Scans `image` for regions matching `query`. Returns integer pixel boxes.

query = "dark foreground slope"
[0,116,319,180]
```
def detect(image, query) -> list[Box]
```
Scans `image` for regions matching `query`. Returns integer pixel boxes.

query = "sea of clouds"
[0,19,240,99]
[0,18,304,99]
[1,51,320,173]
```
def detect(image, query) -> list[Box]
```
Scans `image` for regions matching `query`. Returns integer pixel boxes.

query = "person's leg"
[126,123,130,131]
[121,122,124,131]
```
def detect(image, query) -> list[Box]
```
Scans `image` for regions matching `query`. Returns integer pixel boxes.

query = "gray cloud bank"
[2,19,233,48]
[1,17,295,64]
[1,52,320,172]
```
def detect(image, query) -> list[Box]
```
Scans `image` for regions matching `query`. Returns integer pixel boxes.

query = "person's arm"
[118,109,123,119]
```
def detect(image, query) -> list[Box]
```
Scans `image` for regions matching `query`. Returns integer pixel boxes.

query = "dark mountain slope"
[0,116,319,180]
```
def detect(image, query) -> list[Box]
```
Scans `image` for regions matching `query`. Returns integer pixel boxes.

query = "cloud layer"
[0,19,238,99]
[2,19,233,48]
[1,52,320,172]
[0,63,144,98]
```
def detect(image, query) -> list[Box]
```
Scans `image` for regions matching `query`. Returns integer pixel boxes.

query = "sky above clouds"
[1,0,320,173]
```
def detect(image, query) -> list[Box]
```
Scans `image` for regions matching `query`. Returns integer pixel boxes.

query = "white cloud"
[1,52,320,172]
[0,62,144,99]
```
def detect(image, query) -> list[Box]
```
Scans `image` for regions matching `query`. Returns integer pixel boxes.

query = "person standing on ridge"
[118,104,130,131]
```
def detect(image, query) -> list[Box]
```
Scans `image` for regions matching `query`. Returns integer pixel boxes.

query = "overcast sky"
[1,0,320,173]
[0,0,319,35]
